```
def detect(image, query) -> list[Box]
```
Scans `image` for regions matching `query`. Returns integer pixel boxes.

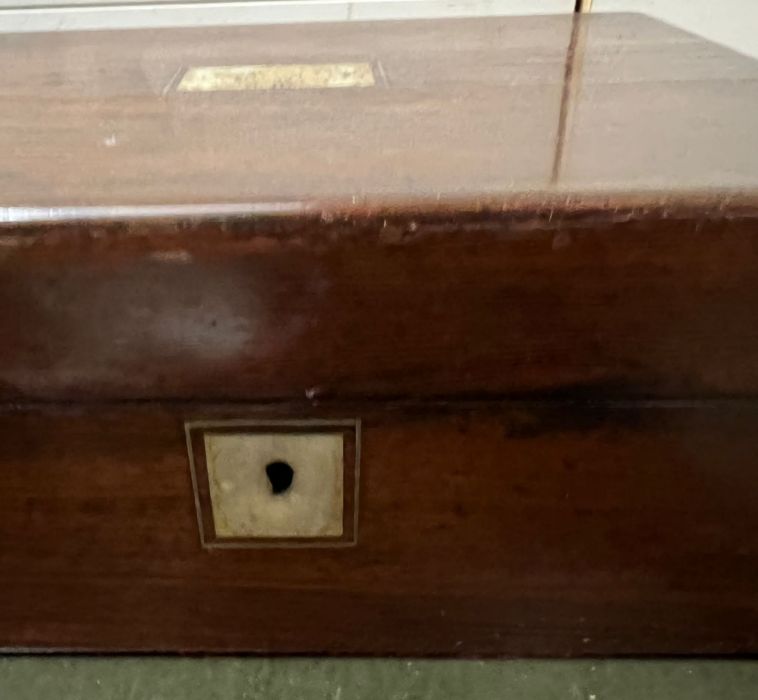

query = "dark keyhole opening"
[265,461,294,495]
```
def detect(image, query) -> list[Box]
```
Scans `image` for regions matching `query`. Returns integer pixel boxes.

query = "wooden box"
[2,12,758,655]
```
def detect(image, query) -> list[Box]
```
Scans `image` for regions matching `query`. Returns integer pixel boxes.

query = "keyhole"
[265,461,294,495]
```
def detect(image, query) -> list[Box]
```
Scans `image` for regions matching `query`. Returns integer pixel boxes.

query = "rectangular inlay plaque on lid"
[185,419,360,548]
[176,62,377,92]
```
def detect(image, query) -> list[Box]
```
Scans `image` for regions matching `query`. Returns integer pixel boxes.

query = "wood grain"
[2,13,758,656]
[2,210,758,400]
[0,401,757,655]
[1,13,757,213]
[2,14,758,401]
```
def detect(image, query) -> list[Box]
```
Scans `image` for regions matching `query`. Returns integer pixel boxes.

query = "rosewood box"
[2,13,758,655]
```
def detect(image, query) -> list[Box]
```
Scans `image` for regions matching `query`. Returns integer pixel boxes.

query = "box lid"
[2,13,758,221]
[2,14,758,402]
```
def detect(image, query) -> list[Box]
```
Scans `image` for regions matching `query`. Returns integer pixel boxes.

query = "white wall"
[0,0,755,56]
[594,0,758,59]
[0,0,572,33]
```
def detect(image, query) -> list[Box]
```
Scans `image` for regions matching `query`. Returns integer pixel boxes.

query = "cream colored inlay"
[177,63,375,92]
[204,432,344,538]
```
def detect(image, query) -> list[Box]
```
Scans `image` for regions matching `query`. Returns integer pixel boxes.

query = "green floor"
[1,658,757,699]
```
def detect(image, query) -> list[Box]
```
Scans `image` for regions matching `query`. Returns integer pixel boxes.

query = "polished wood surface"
[3,211,758,401]
[1,14,758,401]
[2,14,758,655]
[1,401,757,655]
[0,13,757,216]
